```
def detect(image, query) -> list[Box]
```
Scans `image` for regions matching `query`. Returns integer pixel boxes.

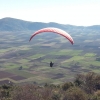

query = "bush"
[74,72,100,94]
[63,87,88,100]
[62,82,74,91]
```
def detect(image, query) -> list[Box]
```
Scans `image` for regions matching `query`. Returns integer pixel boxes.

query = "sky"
[0,0,100,26]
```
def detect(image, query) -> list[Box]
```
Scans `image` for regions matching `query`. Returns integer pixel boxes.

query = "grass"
[18,59,30,63]
[93,70,100,73]
[89,61,100,66]
[18,45,32,50]
[41,58,57,63]
[26,76,55,84]
[1,33,100,84]
[62,56,84,63]
[1,52,100,84]
[0,49,10,53]
[3,63,19,69]
[49,49,82,56]
[84,53,96,57]
[6,68,34,78]
[29,54,45,59]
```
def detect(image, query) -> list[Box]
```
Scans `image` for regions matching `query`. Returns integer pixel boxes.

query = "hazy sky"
[0,0,100,26]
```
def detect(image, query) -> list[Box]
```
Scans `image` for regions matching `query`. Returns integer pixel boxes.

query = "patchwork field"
[0,31,100,85]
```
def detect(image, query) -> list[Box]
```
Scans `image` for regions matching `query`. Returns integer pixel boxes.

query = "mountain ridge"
[0,17,100,31]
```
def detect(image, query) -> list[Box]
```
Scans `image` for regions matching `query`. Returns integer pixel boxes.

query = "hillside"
[0,17,100,31]
[0,72,100,100]
[0,17,100,85]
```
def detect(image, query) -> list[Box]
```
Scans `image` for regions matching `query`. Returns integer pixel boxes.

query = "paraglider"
[29,27,74,68]
[50,61,54,67]
[29,27,74,45]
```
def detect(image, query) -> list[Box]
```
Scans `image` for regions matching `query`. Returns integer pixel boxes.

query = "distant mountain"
[0,17,100,31]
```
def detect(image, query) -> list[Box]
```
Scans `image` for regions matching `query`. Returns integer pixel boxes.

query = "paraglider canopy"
[29,27,74,45]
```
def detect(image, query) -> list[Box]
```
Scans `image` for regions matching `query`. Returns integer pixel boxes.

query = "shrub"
[74,72,100,94]
[63,87,88,100]
[62,82,74,91]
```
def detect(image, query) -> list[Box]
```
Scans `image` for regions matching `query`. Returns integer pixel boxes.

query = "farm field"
[0,30,100,85]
